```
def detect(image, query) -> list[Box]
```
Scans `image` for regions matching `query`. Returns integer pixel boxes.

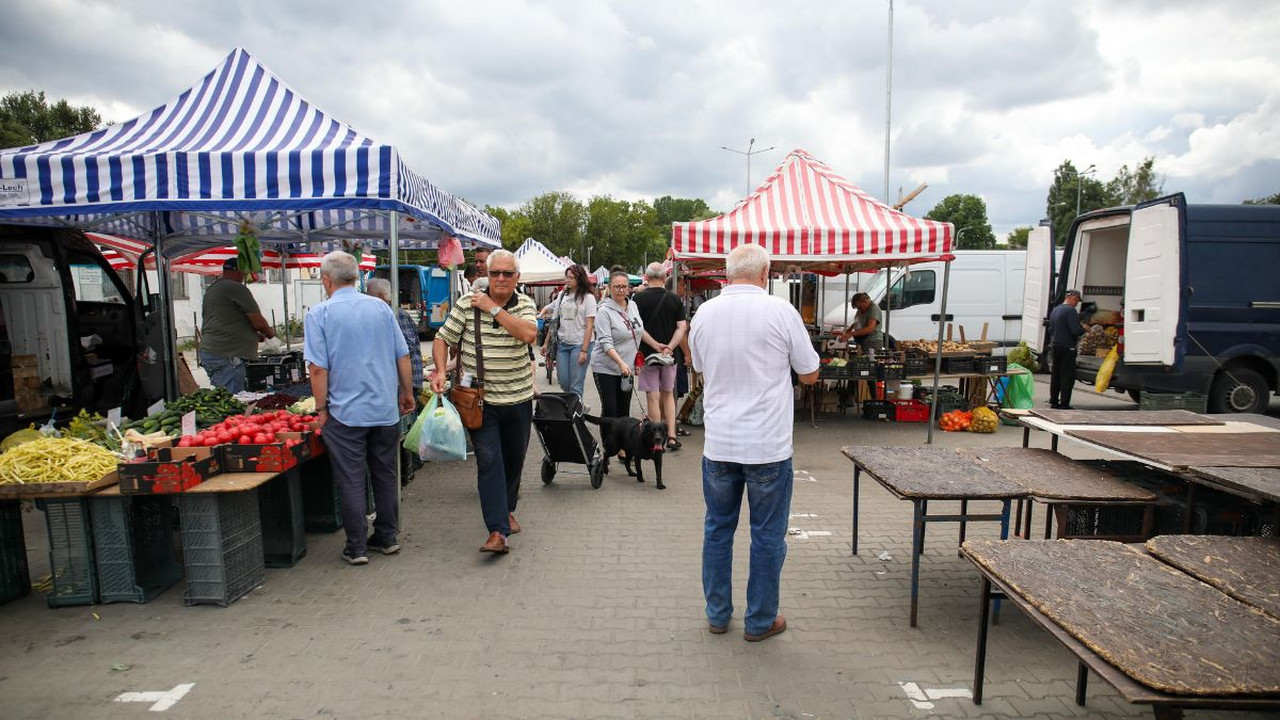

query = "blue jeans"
[702,456,793,635]
[198,349,245,394]
[469,400,533,536]
[556,339,593,400]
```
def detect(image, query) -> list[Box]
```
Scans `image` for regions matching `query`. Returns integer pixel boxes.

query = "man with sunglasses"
[432,250,538,555]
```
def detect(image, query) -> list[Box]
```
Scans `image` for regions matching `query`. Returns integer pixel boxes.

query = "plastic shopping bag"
[1003,363,1035,410]
[1094,346,1119,393]
[436,235,465,269]
[418,394,468,462]
[402,408,429,452]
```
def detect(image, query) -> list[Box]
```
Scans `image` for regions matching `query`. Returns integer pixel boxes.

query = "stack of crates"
[37,498,97,607]
[1139,391,1208,413]
[89,495,183,604]
[300,455,342,533]
[177,492,264,606]
[0,500,30,605]
[259,468,307,568]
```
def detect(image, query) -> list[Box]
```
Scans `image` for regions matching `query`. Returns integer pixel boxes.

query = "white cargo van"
[820,250,1035,352]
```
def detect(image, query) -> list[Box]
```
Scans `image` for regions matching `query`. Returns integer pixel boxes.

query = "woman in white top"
[593,270,662,418]
[542,265,598,401]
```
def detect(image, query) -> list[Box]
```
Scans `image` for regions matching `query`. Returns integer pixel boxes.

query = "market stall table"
[965,539,1280,719]
[1145,535,1280,620]
[842,446,1026,626]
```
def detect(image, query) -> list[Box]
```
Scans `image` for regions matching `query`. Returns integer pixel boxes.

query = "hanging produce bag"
[418,394,467,462]
[437,235,465,269]
[1094,346,1119,393]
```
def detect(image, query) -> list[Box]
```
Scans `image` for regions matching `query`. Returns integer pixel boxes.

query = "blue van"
[368,264,454,340]
[1021,193,1280,413]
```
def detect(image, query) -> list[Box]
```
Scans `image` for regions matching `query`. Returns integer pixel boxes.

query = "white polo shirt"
[689,284,820,464]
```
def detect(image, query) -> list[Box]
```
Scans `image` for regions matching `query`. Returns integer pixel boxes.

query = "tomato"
[264,432,277,443]
[178,437,193,447]
[253,433,269,444]
[203,436,219,447]
[238,435,253,445]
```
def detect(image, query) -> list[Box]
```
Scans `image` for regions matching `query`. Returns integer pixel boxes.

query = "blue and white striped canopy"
[0,48,499,255]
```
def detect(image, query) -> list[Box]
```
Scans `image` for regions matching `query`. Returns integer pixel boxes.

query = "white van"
[819,250,1035,352]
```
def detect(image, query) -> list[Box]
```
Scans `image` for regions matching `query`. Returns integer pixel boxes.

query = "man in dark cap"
[199,257,276,392]
[1048,289,1087,409]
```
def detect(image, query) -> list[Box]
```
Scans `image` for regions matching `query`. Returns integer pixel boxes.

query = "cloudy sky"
[2,0,1277,238]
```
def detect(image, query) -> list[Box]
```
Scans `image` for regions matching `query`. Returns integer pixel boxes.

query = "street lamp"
[721,138,776,198]
[953,226,971,249]
[1057,164,1097,219]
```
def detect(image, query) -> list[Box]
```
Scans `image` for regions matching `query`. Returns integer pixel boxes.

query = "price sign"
[107,407,122,428]
[181,411,197,438]
[147,399,166,416]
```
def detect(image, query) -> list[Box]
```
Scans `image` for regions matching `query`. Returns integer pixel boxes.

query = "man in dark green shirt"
[199,257,275,393]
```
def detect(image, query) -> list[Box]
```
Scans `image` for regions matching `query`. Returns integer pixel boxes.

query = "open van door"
[1018,225,1054,352]
[1123,195,1187,366]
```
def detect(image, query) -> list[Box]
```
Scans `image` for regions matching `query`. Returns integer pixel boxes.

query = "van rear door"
[1018,225,1054,352]
[1123,195,1187,366]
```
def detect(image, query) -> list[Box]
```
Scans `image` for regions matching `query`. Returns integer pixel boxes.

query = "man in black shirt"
[1048,289,1087,409]
[633,262,687,450]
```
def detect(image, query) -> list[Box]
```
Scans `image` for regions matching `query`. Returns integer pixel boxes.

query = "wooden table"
[1145,535,1280,620]
[965,539,1280,720]
[842,446,1026,626]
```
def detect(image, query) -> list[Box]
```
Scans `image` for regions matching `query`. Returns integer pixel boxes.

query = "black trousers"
[594,372,634,419]
[1049,346,1078,408]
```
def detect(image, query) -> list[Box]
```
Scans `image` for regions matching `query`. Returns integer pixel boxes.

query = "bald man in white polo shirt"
[689,243,820,642]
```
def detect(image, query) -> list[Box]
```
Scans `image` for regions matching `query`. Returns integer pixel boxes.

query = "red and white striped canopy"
[90,233,375,276]
[672,149,954,272]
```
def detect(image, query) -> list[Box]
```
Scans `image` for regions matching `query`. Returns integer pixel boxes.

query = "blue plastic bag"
[418,394,468,462]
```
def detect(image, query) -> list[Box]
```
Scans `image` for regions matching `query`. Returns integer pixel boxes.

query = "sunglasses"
[490,270,517,278]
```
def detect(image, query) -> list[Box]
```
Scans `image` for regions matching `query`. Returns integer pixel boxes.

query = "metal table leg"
[851,466,860,556]
[958,499,968,554]
[1022,499,1034,539]
[1021,426,1030,448]
[973,575,993,705]
[918,499,929,554]
[910,499,925,628]
[1075,660,1089,706]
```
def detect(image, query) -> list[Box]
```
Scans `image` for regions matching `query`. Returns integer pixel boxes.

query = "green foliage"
[924,194,996,248]
[0,90,105,148]
[653,196,711,227]
[1045,161,1109,246]
[520,191,587,259]
[1244,192,1280,205]
[583,195,662,270]
[1004,226,1032,249]
[1105,157,1164,205]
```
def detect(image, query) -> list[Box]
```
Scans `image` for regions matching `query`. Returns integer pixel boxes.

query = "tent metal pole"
[280,249,290,350]
[926,260,952,444]
[882,267,892,350]
[389,211,403,530]
[843,268,850,328]
[152,212,179,401]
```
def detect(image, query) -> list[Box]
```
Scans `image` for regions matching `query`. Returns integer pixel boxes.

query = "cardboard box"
[221,431,311,473]
[118,444,224,494]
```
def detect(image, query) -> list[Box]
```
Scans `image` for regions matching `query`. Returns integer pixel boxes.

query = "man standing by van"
[1049,289,1087,409]
[199,257,276,393]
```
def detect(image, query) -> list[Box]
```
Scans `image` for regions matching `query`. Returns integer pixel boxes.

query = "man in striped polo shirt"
[431,249,539,554]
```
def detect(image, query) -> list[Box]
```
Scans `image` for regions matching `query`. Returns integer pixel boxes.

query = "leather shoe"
[708,623,729,635]
[479,532,509,554]
[508,514,521,534]
[744,615,786,642]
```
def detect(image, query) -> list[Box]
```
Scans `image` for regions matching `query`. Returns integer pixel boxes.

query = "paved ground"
[0,365,1274,719]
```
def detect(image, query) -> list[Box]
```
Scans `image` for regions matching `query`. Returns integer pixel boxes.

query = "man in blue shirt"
[305,252,415,565]
[1048,289,1087,409]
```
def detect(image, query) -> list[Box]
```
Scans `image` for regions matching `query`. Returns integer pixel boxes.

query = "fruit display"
[176,409,318,448]
[253,391,299,410]
[0,436,118,485]
[938,409,972,431]
[967,406,999,433]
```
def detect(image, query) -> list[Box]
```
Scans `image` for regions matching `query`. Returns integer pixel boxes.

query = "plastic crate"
[259,468,307,568]
[891,399,931,423]
[941,356,976,374]
[89,495,183,604]
[1060,505,1149,539]
[177,492,265,607]
[819,365,853,380]
[876,362,905,381]
[1139,391,1207,413]
[903,357,931,377]
[37,498,97,607]
[300,456,342,533]
[975,356,1008,375]
[0,500,30,605]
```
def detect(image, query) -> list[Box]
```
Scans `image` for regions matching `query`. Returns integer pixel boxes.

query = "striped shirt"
[437,291,537,406]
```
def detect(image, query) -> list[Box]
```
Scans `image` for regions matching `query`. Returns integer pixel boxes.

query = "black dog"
[584,414,667,489]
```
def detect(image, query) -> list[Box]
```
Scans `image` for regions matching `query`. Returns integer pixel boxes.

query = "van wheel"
[1208,368,1269,414]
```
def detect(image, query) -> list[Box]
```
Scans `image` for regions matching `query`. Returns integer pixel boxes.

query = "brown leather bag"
[450,306,486,430]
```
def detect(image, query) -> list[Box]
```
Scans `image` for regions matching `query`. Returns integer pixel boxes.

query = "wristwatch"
[488,306,501,318]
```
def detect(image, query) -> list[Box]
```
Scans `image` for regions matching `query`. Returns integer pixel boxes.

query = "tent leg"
[926,260,952,444]
[152,214,179,401]
[280,250,290,350]
[389,211,403,532]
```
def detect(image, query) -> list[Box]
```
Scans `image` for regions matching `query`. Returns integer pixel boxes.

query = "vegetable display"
[1,428,43,453]
[967,406,999,433]
[938,410,972,432]
[1006,341,1040,373]
[176,409,317,448]
[0,437,118,485]
[122,388,247,436]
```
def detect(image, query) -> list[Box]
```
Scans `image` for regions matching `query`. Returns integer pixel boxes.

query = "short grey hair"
[644,262,665,280]
[725,243,770,281]
[366,277,392,304]
[485,249,520,273]
[320,251,359,285]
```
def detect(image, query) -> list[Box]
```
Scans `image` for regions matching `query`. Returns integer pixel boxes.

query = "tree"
[0,90,104,148]
[583,195,661,270]
[1046,160,1109,246]
[517,191,587,260]
[1105,157,1164,205]
[1004,226,1032,249]
[652,196,711,228]
[1244,192,1280,205]
[924,194,996,248]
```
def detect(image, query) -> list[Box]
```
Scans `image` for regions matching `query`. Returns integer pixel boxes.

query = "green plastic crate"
[37,498,97,607]
[89,495,183,604]
[1139,391,1207,413]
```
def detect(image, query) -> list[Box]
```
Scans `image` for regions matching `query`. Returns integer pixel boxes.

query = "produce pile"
[938,409,972,432]
[1007,341,1040,372]
[252,391,299,411]
[968,406,999,433]
[0,437,118,485]
[1078,325,1119,356]
[121,388,247,437]
[899,340,982,355]
[176,409,318,447]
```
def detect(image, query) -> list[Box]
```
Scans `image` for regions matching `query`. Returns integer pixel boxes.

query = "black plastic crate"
[36,498,98,607]
[259,468,307,568]
[819,365,853,380]
[177,492,264,607]
[975,356,1008,375]
[0,500,30,605]
[244,352,306,392]
[89,495,183,604]
[903,357,931,377]
[941,356,976,374]
[300,456,342,533]
[1060,505,1149,539]
[876,362,905,381]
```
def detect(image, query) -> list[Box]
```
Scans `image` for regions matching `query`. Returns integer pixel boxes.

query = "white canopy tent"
[513,237,571,284]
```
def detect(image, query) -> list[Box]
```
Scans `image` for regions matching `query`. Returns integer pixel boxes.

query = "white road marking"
[789,513,819,518]
[786,528,833,540]
[114,683,194,712]
[899,681,973,710]
[795,470,818,482]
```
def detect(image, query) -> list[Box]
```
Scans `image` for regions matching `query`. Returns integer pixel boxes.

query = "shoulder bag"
[450,305,486,430]
[612,304,645,370]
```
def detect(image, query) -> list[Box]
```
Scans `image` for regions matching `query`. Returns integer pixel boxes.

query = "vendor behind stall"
[199,257,276,393]
[838,292,883,352]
